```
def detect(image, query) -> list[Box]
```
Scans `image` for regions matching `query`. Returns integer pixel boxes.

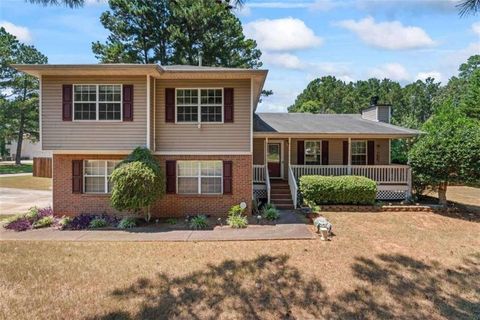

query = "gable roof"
[254,113,421,137]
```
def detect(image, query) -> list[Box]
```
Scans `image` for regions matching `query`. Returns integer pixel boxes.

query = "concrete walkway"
[0,211,316,242]
[0,188,52,215]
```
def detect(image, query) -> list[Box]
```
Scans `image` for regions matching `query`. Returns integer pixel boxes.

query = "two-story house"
[13,64,420,217]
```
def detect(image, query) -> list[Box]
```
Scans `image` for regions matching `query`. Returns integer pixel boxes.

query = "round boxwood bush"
[300,175,377,205]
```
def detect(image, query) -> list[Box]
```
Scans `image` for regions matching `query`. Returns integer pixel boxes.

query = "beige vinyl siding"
[155,79,251,152]
[42,75,147,150]
[149,77,155,150]
[377,106,391,123]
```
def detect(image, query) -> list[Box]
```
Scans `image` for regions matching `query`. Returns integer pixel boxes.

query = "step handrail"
[288,165,298,209]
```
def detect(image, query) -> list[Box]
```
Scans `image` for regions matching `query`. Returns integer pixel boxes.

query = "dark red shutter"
[321,140,329,165]
[123,85,134,121]
[165,88,175,122]
[166,160,176,194]
[367,141,375,165]
[343,141,349,165]
[223,161,233,194]
[62,84,73,121]
[72,160,83,194]
[224,88,234,122]
[297,140,305,165]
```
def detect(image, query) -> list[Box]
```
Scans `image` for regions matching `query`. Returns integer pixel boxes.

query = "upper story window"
[176,88,223,123]
[74,84,122,121]
[305,140,321,165]
[351,140,367,165]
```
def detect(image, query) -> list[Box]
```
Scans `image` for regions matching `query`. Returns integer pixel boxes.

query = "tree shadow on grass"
[92,253,480,319]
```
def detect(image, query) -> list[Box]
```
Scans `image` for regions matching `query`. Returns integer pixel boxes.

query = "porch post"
[265,137,268,166]
[388,139,391,164]
[288,137,291,166]
[348,137,352,174]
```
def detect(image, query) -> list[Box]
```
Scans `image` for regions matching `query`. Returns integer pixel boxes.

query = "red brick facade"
[52,154,252,217]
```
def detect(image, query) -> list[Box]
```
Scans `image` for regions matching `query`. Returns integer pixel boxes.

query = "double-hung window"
[74,84,122,121]
[84,160,120,193]
[177,161,222,194]
[176,89,223,123]
[351,141,367,165]
[305,141,321,165]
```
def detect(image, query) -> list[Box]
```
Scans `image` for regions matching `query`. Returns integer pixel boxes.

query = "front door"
[267,143,281,178]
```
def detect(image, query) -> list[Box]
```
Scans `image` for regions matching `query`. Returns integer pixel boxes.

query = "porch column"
[265,137,268,166]
[348,137,352,174]
[288,137,291,166]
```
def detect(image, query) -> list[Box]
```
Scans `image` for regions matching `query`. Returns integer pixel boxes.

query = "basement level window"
[83,160,121,193]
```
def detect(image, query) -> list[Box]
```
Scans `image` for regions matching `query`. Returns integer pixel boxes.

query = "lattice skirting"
[376,190,408,200]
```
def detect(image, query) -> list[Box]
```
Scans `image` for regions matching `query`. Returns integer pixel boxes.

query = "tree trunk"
[438,182,448,206]
[15,113,25,165]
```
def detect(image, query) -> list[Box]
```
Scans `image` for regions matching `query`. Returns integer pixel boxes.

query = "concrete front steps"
[270,180,294,210]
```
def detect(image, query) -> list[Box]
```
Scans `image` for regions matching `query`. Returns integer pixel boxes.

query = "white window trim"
[176,160,223,195]
[83,160,119,194]
[73,84,123,122]
[175,88,224,124]
[351,140,367,165]
[304,140,322,165]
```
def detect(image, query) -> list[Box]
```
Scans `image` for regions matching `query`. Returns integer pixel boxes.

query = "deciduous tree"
[408,105,480,205]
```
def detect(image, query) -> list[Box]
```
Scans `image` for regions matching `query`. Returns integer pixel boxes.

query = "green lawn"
[0,164,33,174]
[0,175,51,190]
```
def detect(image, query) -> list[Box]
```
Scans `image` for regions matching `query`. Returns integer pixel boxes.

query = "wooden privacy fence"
[33,157,52,178]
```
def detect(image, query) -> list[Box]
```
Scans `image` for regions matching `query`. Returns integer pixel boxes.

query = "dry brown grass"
[0,175,52,190]
[0,211,479,320]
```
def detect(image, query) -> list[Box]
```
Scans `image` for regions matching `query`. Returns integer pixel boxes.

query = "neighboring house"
[6,138,52,160]
[13,64,419,217]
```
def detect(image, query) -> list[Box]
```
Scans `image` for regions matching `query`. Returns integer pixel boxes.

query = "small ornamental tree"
[110,147,165,221]
[408,105,480,205]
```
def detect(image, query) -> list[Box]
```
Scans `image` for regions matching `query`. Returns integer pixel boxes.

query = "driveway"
[0,188,52,215]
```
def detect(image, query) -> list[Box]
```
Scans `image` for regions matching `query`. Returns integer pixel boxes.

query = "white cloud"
[369,63,410,81]
[336,16,435,50]
[245,17,323,51]
[472,22,480,36]
[309,0,339,11]
[0,21,32,43]
[247,2,310,9]
[416,71,442,82]
[84,0,107,5]
[234,5,252,17]
[262,52,304,69]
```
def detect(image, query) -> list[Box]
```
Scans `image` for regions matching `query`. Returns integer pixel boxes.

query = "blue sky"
[1,0,479,112]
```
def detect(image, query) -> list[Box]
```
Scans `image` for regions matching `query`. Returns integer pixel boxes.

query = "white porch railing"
[253,164,266,183]
[290,165,410,184]
[288,165,298,209]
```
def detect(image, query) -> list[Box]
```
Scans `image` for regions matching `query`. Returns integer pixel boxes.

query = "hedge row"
[299,175,377,205]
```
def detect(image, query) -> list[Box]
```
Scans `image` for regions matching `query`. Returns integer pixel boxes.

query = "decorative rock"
[313,217,332,235]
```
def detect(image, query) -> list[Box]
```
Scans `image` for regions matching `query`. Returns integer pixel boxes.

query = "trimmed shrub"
[300,175,377,205]
[110,147,165,221]
[118,217,137,229]
[228,204,244,216]
[227,213,248,228]
[262,207,279,221]
[89,218,108,229]
[33,216,54,229]
[24,207,39,221]
[189,215,209,230]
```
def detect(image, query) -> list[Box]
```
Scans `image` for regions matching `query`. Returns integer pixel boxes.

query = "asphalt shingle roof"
[254,113,421,136]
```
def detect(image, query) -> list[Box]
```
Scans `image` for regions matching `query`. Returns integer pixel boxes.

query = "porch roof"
[253,113,421,138]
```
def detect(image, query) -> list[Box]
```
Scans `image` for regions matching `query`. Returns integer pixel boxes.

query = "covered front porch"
[252,136,412,208]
